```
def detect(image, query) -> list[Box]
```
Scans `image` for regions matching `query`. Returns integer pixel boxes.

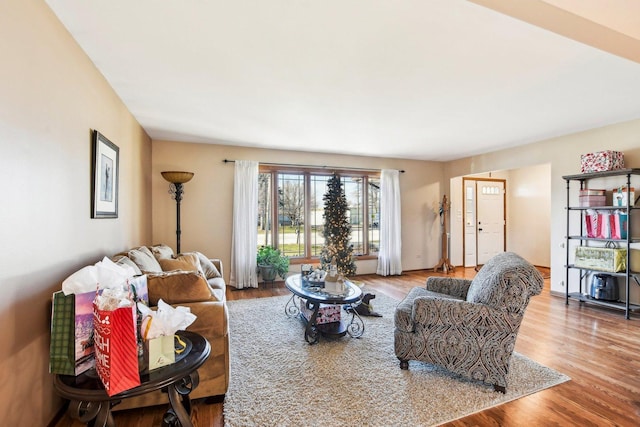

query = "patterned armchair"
[394,252,543,392]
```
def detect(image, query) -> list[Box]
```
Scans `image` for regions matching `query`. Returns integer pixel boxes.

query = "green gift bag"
[49,291,95,375]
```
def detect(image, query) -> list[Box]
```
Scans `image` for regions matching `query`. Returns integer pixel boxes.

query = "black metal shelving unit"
[563,168,640,319]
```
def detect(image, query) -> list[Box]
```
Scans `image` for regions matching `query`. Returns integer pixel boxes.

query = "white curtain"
[230,160,259,288]
[377,169,402,276]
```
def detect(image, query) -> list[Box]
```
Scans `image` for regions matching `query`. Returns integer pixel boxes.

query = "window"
[257,167,380,261]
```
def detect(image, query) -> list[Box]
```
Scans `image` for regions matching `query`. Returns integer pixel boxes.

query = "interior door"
[463,180,477,267]
[476,180,505,264]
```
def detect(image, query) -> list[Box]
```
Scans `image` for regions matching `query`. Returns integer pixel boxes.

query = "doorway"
[462,178,506,267]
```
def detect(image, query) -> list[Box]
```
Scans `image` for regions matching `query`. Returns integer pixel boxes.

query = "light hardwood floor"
[53,268,640,426]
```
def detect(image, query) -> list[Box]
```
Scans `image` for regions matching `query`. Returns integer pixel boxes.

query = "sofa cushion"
[112,255,142,276]
[146,271,212,305]
[128,246,162,273]
[159,253,200,272]
[151,244,174,260]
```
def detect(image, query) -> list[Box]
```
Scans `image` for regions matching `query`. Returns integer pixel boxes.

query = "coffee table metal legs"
[284,294,301,318]
[286,294,365,344]
[345,308,365,338]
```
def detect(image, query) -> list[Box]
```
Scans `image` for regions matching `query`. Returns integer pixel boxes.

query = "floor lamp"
[161,171,194,254]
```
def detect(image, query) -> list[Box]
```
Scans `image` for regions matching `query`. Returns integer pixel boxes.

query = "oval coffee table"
[54,330,210,427]
[285,274,364,344]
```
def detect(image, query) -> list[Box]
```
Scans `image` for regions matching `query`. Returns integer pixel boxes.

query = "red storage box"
[580,151,624,173]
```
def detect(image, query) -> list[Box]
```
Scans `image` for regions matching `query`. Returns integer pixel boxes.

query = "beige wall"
[0,1,152,425]
[151,141,445,278]
[449,164,551,268]
[445,118,640,301]
[507,163,551,267]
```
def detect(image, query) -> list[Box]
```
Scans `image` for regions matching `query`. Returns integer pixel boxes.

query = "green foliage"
[257,245,290,279]
[320,173,357,276]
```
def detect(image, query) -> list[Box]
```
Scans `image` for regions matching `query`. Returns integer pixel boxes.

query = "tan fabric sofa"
[111,244,229,410]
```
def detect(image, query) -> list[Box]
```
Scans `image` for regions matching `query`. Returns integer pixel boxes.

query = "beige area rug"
[223,290,569,426]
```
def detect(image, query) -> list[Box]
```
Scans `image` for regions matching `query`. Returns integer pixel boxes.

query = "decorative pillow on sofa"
[192,252,222,279]
[151,244,174,260]
[112,255,143,276]
[128,246,162,273]
[146,271,213,305]
[159,253,201,272]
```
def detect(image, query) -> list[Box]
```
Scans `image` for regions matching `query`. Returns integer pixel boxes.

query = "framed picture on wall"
[91,130,119,218]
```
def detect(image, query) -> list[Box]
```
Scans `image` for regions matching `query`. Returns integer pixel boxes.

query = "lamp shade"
[161,171,194,184]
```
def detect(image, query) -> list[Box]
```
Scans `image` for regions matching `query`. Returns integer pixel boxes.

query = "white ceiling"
[45,0,640,161]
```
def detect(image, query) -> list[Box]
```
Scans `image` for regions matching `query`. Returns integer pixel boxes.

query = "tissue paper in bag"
[138,300,195,370]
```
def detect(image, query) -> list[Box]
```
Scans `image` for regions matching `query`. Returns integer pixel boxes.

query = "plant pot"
[259,265,277,282]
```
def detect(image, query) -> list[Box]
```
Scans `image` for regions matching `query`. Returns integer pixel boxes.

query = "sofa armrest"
[425,277,472,299]
[175,300,228,339]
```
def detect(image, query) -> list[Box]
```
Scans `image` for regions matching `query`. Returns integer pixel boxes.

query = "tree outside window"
[257,168,379,261]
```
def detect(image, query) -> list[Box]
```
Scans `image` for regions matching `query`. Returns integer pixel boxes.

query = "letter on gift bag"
[93,303,140,396]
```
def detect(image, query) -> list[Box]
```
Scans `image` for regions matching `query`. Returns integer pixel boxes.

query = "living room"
[3,1,640,426]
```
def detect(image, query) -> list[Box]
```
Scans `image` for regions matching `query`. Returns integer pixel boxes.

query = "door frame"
[462,177,507,267]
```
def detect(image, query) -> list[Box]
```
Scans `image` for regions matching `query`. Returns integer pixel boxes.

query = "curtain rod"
[222,159,405,173]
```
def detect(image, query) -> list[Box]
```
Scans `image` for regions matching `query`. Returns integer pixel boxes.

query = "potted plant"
[257,246,289,281]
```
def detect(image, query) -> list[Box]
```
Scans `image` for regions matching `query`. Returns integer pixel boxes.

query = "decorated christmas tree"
[320,173,357,276]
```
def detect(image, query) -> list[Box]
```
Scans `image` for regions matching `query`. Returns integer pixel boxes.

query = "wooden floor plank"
[53,267,640,426]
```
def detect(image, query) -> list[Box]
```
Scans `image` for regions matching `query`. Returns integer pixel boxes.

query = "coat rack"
[433,194,455,273]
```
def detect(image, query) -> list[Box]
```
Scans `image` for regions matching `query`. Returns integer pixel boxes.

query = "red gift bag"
[93,303,140,396]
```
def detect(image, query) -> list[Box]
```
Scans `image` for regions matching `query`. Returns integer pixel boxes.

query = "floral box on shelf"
[580,151,624,173]
[299,300,341,324]
[574,247,627,272]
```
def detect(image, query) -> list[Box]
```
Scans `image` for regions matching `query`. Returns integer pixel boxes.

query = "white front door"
[476,180,505,264]
[463,180,477,267]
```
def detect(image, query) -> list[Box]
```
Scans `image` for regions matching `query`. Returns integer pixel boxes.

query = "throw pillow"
[146,271,212,305]
[112,255,142,276]
[128,246,162,273]
[159,253,201,272]
[151,244,174,260]
[194,252,222,279]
